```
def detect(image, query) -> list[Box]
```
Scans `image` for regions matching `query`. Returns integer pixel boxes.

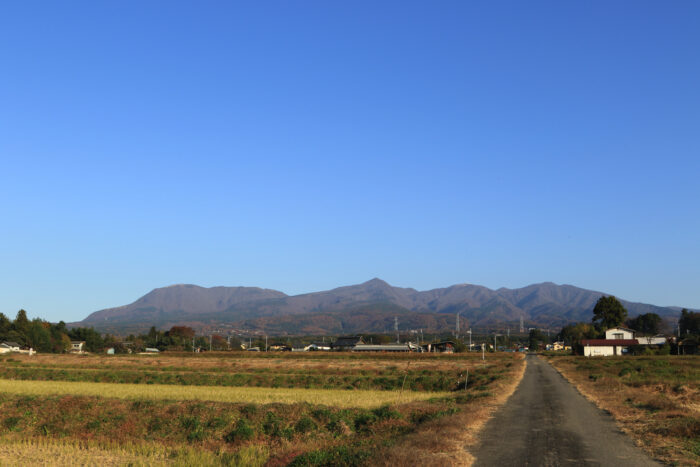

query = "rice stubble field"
[0,351,525,466]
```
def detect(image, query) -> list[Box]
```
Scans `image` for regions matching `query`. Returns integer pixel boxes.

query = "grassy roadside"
[370,352,527,466]
[545,355,700,466]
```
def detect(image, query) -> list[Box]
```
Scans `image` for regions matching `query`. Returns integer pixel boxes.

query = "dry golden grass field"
[0,351,525,466]
[546,355,700,467]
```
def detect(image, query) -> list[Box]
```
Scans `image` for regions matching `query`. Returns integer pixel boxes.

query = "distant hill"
[73,279,683,335]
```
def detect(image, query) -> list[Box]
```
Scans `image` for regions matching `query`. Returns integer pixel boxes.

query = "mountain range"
[72,279,683,335]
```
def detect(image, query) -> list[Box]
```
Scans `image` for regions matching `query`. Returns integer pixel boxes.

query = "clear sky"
[1,1,698,322]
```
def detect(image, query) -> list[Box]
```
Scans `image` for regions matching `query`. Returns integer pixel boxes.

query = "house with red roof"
[582,327,637,357]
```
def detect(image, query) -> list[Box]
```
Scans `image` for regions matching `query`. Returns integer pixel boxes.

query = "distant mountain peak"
[74,279,685,335]
[362,278,389,286]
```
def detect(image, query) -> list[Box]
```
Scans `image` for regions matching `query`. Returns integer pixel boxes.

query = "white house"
[583,327,638,357]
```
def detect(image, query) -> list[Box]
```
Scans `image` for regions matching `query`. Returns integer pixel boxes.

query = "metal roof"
[582,339,638,346]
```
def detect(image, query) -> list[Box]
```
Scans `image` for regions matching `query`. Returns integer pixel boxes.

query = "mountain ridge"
[73,279,684,335]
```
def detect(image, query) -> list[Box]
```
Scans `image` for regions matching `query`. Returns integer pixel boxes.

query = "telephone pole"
[394,316,399,343]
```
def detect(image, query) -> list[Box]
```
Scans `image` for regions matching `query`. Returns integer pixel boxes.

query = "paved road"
[472,354,661,467]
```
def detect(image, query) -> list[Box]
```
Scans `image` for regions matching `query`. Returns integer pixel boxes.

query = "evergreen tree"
[626,313,661,336]
[592,296,627,330]
[679,309,700,336]
[13,309,30,336]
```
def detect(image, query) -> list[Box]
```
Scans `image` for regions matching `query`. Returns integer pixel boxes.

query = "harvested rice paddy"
[0,378,448,408]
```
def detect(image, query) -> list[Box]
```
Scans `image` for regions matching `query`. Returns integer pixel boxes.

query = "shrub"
[294,416,315,434]
[224,419,255,443]
[3,416,21,431]
[353,411,377,433]
[262,411,281,437]
[241,404,258,417]
[371,405,400,420]
[288,445,371,467]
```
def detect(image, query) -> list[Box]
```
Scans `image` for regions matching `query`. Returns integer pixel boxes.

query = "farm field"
[546,355,700,466]
[0,351,525,466]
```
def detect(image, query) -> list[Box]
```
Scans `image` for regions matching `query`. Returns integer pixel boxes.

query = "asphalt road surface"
[472,354,662,467]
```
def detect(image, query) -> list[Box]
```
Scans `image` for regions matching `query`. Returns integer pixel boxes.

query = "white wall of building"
[605,328,634,340]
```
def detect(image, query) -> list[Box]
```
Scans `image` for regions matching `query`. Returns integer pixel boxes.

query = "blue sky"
[1,1,698,322]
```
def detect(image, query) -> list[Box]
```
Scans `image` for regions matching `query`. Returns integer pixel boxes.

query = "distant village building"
[306,342,331,351]
[353,343,422,352]
[331,336,364,351]
[636,335,667,345]
[545,341,570,351]
[422,341,456,353]
[70,341,86,353]
[1,342,21,353]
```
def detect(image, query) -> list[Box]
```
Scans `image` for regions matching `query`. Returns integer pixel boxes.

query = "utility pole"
[520,316,524,333]
[265,335,268,352]
[468,328,472,351]
[456,313,460,339]
[394,316,399,343]
[481,342,485,361]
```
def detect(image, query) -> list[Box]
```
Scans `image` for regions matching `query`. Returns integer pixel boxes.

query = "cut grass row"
[0,354,514,392]
[0,365,501,392]
[1,352,487,374]
[0,437,268,467]
[0,379,448,408]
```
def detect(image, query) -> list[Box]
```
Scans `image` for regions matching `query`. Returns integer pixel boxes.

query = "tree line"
[554,296,700,355]
[0,310,232,353]
[0,310,100,353]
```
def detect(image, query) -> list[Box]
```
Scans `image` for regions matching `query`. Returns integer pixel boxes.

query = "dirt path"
[472,354,661,466]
